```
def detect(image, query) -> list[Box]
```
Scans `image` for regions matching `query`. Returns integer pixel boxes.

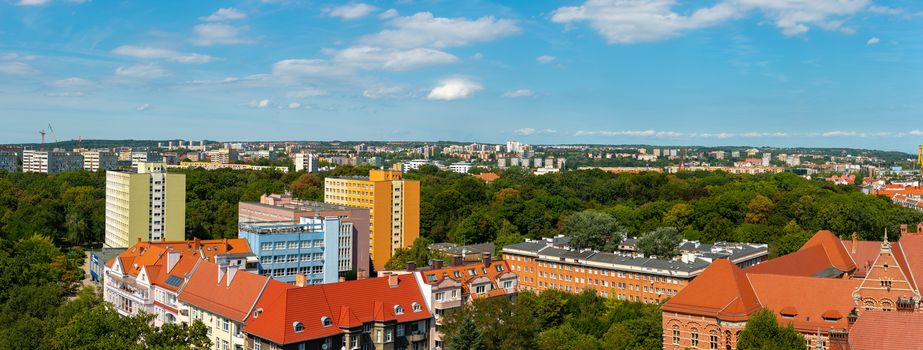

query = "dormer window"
[453,271,461,279]
[467,269,477,276]
[495,265,504,272]
[321,316,332,327]
[293,322,304,333]
[412,302,421,312]
[394,305,404,315]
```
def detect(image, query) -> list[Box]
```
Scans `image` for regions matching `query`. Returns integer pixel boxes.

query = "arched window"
[709,330,718,349]
[293,321,304,333]
[691,328,699,347]
[671,325,680,345]
[394,305,404,315]
[412,302,422,312]
[321,316,332,327]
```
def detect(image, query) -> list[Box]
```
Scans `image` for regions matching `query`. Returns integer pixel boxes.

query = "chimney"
[167,251,181,272]
[432,259,444,270]
[388,273,399,288]
[482,252,492,267]
[851,232,857,254]
[226,266,239,287]
[900,224,908,236]
[452,256,463,267]
[918,222,923,234]
[194,237,201,250]
[338,276,346,283]
[406,261,417,271]
[295,274,307,287]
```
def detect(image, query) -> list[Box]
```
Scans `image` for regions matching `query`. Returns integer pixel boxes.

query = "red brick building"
[662,228,923,350]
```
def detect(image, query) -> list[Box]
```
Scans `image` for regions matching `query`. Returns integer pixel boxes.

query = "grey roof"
[503,240,550,253]
[539,246,595,260]
[429,242,495,256]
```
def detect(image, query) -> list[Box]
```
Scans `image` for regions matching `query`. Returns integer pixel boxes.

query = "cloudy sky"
[1,0,922,151]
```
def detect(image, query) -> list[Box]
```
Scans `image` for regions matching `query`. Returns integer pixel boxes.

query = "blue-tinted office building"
[238,217,340,285]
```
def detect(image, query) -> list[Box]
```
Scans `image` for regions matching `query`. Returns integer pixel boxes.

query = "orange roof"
[747,273,860,332]
[895,233,923,291]
[472,172,500,182]
[849,310,923,350]
[841,239,881,277]
[662,259,761,322]
[417,260,514,295]
[743,245,838,277]
[802,231,856,271]
[106,238,252,271]
[178,260,270,322]
[244,274,431,345]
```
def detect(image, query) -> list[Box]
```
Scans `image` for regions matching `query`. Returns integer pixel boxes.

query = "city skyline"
[1,0,922,151]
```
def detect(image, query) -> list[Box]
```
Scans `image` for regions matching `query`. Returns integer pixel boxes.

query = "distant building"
[104,162,185,248]
[0,150,18,172]
[428,242,496,258]
[82,150,119,172]
[761,152,772,166]
[665,165,784,175]
[577,166,662,174]
[294,152,319,173]
[472,172,500,183]
[448,162,473,174]
[131,151,162,169]
[168,162,289,172]
[22,149,84,173]
[497,157,507,169]
[325,170,420,270]
[238,219,341,285]
[206,148,238,164]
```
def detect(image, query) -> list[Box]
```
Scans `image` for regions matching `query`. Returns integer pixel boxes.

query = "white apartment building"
[294,152,319,173]
[22,149,84,173]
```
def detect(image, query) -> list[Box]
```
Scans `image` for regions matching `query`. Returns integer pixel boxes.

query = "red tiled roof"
[802,231,856,271]
[178,260,269,322]
[417,261,514,296]
[743,245,836,277]
[472,172,500,182]
[244,274,431,345]
[849,311,923,350]
[841,239,881,277]
[662,259,761,322]
[895,234,923,291]
[747,274,860,332]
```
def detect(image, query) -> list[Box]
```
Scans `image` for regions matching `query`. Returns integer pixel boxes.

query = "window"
[710,332,718,349]
[503,280,513,289]
[435,292,444,301]
[254,341,261,350]
[412,302,422,312]
[299,344,305,350]
[495,265,504,272]
[293,322,304,333]
[376,330,382,343]
[467,269,476,276]
[289,241,298,249]
[222,318,229,331]
[691,328,699,347]
[275,242,285,249]
[474,285,486,294]
[321,316,332,327]
[394,305,404,315]
[385,329,393,343]
[397,324,405,337]
[453,271,461,279]
[260,242,273,251]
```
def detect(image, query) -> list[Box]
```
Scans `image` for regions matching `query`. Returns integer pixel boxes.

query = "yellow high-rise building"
[324,169,420,270]
[104,162,186,248]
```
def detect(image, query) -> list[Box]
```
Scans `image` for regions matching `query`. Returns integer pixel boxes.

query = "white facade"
[448,162,473,174]
[83,150,119,172]
[22,149,84,173]
[294,153,319,173]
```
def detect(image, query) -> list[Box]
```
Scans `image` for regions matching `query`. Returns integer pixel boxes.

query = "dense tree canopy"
[636,227,683,258]
[441,290,663,350]
[736,309,805,350]
[564,211,625,252]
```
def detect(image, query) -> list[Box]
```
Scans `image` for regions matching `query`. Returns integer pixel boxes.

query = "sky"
[1,0,922,152]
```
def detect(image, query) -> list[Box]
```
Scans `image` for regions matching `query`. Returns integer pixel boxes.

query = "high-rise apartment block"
[325,170,420,270]
[22,149,84,173]
[238,218,341,285]
[131,151,162,169]
[82,150,119,172]
[206,148,238,164]
[239,193,370,277]
[105,162,185,248]
[0,150,18,172]
[294,152,318,172]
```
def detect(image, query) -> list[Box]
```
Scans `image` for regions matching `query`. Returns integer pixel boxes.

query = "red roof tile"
[178,261,269,322]
[747,274,859,332]
[244,274,431,345]
[849,311,923,350]
[662,259,761,321]
[416,260,514,296]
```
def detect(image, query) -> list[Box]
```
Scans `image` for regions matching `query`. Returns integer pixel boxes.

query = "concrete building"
[448,162,473,174]
[131,151,162,169]
[294,152,319,173]
[82,150,119,172]
[0,150,18,172]
[325,170,420,271]
[104,162,185,248]
[503,236,767,303]
[238,219,341,285]
[207,148,239,164]
[238,193,370,278]
[22,149,84,173]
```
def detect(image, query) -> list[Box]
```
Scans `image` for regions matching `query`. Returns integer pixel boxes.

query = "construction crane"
[39,128,46,150]
[47,123,58,143]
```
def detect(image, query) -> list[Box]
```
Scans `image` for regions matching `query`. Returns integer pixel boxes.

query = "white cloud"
[112,46,216,63]
[0,53,37,61]
[536,55,557,64]
[202,8,247,21]
[740,132,789,137]
[115,64,170,78]
[249,99,271,108]
[575,130,686,137]
[286,88,328,98]
[327,3,377,20]
[503,89,535,98]
[192,23,253,46]
[136,104,151,112]
[362,12,520,48]
[288,102,301,109]
[0,62,37,75]
[552,0,871,44]
[514,128,557,136]
[380,9,400,19]
[50,77,95,88]
[363,86,406,99]
[909,130,923,137]
[867,5,902,15]
[333,46,459,71]
[427,77,483,101]
[866,37,880,45]
[471,53,484,60]
[16,0,49,6]
[822,130,857,137]
[45,92,85,97]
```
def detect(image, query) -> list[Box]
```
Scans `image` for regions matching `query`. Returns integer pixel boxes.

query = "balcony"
[432,299,462,310]
[406,330,426,343]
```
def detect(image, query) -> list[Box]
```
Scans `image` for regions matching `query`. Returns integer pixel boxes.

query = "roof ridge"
[893,241,919,292]
[243,276,271,322]
[745,273,763,307]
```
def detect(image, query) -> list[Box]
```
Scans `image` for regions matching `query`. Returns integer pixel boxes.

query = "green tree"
[737,309,805,350]
[636,227,683,258]
[446,315,484,350]
[383,237,448,271]
[745,195,774,224]
[565,211,624,252]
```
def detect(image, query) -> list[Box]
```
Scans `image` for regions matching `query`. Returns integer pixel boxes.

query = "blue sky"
[1,0,922,152]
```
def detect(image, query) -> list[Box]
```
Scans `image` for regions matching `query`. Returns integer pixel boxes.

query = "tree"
[636,227,683,258]
[737,309,805,350]
[745,195,774,224]
[446,315,484,350]
[565,211,624,252]
[383,237,448,271]
[290,173,321,200]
